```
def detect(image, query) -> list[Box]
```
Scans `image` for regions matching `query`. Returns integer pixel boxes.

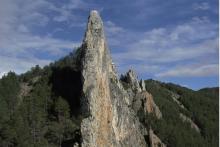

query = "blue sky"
[0,0,218,90]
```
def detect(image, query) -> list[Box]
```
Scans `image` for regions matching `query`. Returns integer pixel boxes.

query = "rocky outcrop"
[149,129,166,147]
[18,82,31,98]
[122,70,162,119]
[168,91,200,133]
[80,10,146,147]
[124,70,142,93]
[179,113,200,133]
[120,70,164,147]
[18,82,32,107]
[135,91,162,119]
[140,79,146,91]
[169,91,186,109]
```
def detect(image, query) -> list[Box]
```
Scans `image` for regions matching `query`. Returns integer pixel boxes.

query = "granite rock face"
[179,113,200,133]
[80,10,147,147]
[149,129,166,147]
[134,91,162,119]
[140,79,146,91]
[122,70,162,119]
[124,70,142,93]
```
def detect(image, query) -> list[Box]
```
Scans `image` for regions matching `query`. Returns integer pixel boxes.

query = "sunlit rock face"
[79,10,147,147]
[122,70,162,119]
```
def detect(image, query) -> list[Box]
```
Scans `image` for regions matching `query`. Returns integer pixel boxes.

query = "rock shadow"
[50,66,82,117]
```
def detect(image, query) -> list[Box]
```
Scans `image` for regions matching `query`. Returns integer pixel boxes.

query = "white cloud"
[0,55,52,77]
[0,72,8,79]
[104,21,128,46]
[105,21,125,35]
[0,0,78,75]
[110,17,218,77]
[156,64,218,77]
[24,12,49,26]
[0,0,218,80]
[65,0,89,10]
[193,2,210,10]
[17,24,29,33]
[51,0,93,24]
[115,63,160,75]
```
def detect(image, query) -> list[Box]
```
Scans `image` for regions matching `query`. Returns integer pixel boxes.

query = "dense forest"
[0,50,218,147]
[142,80,218,147]
[0,51,82,147]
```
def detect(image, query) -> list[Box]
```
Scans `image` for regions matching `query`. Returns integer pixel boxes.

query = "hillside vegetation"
[143,79,218,147]
[0,52,82,147]
[0,53,218,147]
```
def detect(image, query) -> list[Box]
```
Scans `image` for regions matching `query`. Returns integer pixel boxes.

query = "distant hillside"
[143,79,219,147]
[198,87,219,99]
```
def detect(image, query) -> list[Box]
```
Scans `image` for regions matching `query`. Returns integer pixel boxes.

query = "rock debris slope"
[78,10,164,147]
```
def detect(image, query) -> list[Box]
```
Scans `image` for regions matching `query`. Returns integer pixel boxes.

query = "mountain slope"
[144,79,219,147]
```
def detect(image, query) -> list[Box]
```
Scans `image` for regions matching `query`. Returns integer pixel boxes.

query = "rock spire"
[80,10,146,147]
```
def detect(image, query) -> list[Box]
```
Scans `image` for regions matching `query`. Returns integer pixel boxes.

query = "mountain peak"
[83,10,105,46]
[90,10,99,17]
[80,11,147,147]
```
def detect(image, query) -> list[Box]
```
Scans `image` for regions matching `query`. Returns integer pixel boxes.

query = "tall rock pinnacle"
[80,10,147,147]
[83,10,105,47]
[80,10,114,117]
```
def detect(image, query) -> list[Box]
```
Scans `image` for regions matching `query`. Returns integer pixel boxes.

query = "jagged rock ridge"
[121,70,162,119]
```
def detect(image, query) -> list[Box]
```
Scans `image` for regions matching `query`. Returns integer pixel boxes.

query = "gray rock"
[133,91,162,119]
[169,91,186,109]
[149,128,166,147]
[179,113,200,133]
[140,79,146,91]
[122,70,162,119]
[73,142,79,147]
[80,10,146,147]
[124,70,142,93]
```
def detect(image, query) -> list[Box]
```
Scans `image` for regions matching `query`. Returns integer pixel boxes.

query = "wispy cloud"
[193,2,210,10]
[0,0,218,84]
[104,21,128,46]
[0,55,52,75]
[0,0,79,77]
[50,0,97,28]
[105,21,125,35]
[110,16,218,77]
[156,64,218,77]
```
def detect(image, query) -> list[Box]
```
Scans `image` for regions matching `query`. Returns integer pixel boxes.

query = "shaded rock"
[121,70,162,119]
[80,10,146,147]
[73,142,79,147]
[133,91,162,119]
[169,91,186,109]
[18,82,32,106]
[123,70,142,93]
[149,128,166,147]
[179,113,200,133]
[18,82,32,98]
